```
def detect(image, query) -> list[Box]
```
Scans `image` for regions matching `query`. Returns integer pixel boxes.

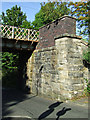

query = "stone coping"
[54,33,88,46]
[39,15,76,29]
[34,46,56,53]
[54,33,82,39]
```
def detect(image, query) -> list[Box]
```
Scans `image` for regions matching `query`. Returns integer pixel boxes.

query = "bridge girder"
[2,38,38,52]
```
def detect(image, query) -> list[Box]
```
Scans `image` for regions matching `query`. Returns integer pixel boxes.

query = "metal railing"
[0,24,39,41]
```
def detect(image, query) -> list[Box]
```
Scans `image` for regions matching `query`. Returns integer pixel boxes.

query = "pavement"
[65,96,89,107]
[1,88,89,120]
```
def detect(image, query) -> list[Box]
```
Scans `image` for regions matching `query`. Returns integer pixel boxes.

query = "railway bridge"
[0,24,39,91]
[0,16,89,100]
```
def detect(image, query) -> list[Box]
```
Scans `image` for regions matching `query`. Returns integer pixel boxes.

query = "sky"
[0,0,83,22]
[0,0,87,38]
[1,2,41,22]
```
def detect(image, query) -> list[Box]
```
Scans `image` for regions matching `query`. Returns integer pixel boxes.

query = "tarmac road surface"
[2,88,89,120]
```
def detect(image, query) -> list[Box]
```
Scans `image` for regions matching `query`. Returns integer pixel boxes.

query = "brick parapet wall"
[37,15,76,49]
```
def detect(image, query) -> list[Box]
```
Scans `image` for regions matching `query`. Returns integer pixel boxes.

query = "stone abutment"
[26,16,89,100]
[27,35,88,100]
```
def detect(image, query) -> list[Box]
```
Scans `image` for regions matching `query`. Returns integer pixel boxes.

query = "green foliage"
[68,1,89,41]
[0,14,2,24]
[2,52,19,88]
[83,49,90,64]
[20,20,33,29]
[84,78,90,96]
[2,52,19,73]
[2,5,27,27]
[2,5,34,29]
[32,1,71,30]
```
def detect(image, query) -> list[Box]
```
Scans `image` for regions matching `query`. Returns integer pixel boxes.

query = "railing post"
[12,26,14,39]
[28,29,30,40]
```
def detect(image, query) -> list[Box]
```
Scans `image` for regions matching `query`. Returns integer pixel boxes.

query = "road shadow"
[2,88,36,117]
[56,107,71,120]
[38,101,63,120]
[38,102,71,120]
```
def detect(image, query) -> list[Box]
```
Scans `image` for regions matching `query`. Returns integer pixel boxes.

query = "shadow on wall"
[35,65,44,95]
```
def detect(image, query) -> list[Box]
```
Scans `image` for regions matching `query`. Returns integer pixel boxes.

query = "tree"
[21,20,33,29]
[2,52,19,73]
[2,5,27,27]
[68,1,90,41]
[0,14,2,24]
[32,1,71,30]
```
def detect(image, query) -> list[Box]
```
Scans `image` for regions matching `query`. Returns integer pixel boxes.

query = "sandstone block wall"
[55,35,88,100]
[26,15,88,101]
[27,47,59,99]
[27,35,88,101]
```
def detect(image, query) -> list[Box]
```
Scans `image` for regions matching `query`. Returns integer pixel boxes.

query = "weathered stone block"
[68,71,83,78]
[68,78,84,84]
[68,65,84,71]
[72,84,84,91]
[67,58,83,65]
[60,90,72,99]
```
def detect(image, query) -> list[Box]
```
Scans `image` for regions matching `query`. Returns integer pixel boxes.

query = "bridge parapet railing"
[0,24,39,41]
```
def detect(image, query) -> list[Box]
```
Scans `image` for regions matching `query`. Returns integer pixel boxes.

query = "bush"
[84,78,90,96]
[1,52,19,88]
[83,50,90,64]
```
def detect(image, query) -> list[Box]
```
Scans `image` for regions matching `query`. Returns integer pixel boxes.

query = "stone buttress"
[27,15,88,100]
